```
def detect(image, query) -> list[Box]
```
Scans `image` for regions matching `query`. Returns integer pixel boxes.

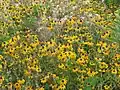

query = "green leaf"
[84,86,92,90]
[45,83,50,90]
[84,76,99,87]
[66,59,73,67]
[104,0,111,6]
[33,6,39,16]
[0,35,10,42]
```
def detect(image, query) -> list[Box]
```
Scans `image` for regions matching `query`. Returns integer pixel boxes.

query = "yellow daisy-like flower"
[7,82,12,90]
[111,42,118,48]
[83,41,94,46]
[24,70,31,76]
[76,58,85,65]
[57,53,67,62]
[57,84,66,90]
[58,63,65,69]
[78,47,85,53]
[26,86,33,90]
[40,77,47,84]
[37,86,44,90]
[103,50,110,55]
[111,68,117,74]
[113,54,120,60]
[95,57,102,62]
[14,53,20,59]
[14,82,21,90]
[60,79,67,85]
[2,41,8,47]
[0,76,4,85]
[52,74,57,79]
[77,19,83,25]
[104,85,111,90]
[68,52,76,60]
[99,62,108,69]
[87,69,98,77]
[0,55,3,60]
[17,79,25,84]
[72,67,78,73]
[48,26,53,31]
[101,31,111,39]
[36,67,41,73]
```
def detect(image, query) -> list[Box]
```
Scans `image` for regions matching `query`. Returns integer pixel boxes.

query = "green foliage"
[104,0,120,7]
[109,9,120,43]
[23,16,37,29]
[84,76,100,89]
[45,83,50,90]
[0,0,120,90]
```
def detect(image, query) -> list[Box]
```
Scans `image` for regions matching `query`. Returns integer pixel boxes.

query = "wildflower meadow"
[0,0,120,90]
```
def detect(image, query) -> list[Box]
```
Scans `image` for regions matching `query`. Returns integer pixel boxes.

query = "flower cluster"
[0,0,120,90]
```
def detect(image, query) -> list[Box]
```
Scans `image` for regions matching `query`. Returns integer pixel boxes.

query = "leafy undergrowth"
[0,0,120,90]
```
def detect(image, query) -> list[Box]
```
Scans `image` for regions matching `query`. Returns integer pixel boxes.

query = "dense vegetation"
[0,0,120,90]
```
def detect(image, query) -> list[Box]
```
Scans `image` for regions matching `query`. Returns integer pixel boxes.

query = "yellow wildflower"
[14,82,21,90]
[37,87,44,90]
[40,77,47,84]
[104,85,111,90]
[0,76,4,85]
[7,82,12,90]
[26,86,33,90]
[58,63,65,69]
[60,79,67,85]
[0,55,3,60]
[111,68,117,74]
[99,62,108,69]
[17,79,25,84]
